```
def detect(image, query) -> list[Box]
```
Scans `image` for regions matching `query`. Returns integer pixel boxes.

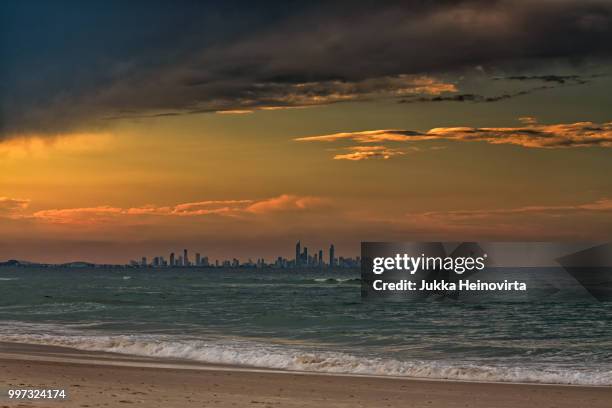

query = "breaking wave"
[310,278,360,284]
[1,331,610,386]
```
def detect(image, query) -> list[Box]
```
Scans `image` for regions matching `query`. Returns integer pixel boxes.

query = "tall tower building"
[329,244,335,268]
[318,249,323,267]
[195,253,201,266]
[169,252,175,267]
[303,247,308,266]
[183,249,188,266]
[295,241,301,267]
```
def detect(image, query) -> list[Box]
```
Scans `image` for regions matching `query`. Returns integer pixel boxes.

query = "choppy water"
[1,267,611,385]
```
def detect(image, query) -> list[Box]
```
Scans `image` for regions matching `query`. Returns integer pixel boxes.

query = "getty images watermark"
[361,242,612,302]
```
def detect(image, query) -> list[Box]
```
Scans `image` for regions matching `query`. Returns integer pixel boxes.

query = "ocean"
[1,267,611,385]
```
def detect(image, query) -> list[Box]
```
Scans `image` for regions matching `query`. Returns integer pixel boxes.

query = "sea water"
[0,267,611,385]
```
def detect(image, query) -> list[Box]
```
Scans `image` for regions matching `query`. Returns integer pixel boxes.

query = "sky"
[1,0,611,263]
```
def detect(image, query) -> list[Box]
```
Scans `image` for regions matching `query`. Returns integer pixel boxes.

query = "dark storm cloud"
[2,0,612,138]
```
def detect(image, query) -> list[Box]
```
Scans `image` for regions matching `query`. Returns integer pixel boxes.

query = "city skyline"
[0,241,360,269]
[132,241,357,269]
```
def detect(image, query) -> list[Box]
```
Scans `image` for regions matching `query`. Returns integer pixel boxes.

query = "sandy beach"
[0,342,610,408]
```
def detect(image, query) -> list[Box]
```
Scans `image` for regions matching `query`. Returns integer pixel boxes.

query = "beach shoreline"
[1,341,611,408]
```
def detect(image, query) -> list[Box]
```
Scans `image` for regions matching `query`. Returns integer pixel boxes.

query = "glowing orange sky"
[1,91,611,263]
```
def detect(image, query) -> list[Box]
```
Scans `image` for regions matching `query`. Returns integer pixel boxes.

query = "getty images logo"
[372,253,487,275]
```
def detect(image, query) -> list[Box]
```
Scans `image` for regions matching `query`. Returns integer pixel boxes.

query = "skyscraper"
[295,241,301,267]
[195,253,201,266]
[183,249,188,266]
[302,247,308,266]
[329,244,335,268]
[318,249,323,267]
[169,252,175,267]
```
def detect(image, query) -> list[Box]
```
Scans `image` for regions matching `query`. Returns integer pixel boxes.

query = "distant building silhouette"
[295,241,301,266]
[131,241,359,269]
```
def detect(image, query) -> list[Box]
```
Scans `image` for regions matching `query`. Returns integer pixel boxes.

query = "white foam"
[1,330,610,386]
[312,278,358,283]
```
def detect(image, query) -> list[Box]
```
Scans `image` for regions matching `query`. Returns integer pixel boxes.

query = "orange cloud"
[333,145,407,161]
[258,75,456,108]
[29,195,326,225]
[295,129,417,143]
[246,194,328,213]
[389,198,612,240]
[425,121,612,148]
[32,206,125,225]
[295,120,612,158]
[0,197,30,218]
[170,200,254,215]
[416,198,612,221]
[394,75,457,95]
[518,116,538,125]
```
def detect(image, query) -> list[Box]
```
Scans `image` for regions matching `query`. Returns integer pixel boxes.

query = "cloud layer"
[332,145,408,161]
[402,198,612,239]
[415,198,612,220]
[295,120,612,159]
[0,197,30,218]
[2,1,612,137]
[6,195,327,225]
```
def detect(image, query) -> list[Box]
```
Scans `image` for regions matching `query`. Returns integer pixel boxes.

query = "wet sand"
[1,342,611,408]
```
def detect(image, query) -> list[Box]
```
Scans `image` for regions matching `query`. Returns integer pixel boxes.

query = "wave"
[1,331,610,386]
[311,278,360,284]
[0,277,19,281]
